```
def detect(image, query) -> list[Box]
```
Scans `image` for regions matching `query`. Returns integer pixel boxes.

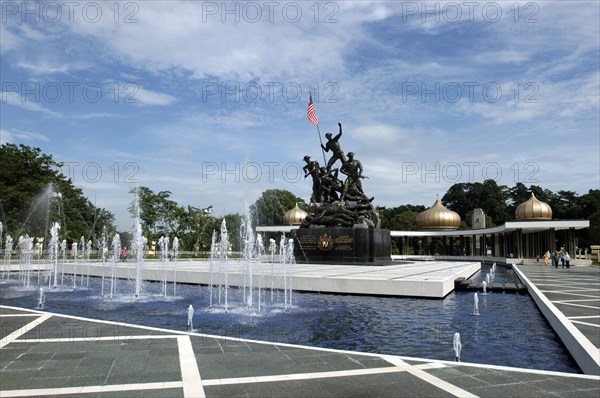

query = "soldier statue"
[303,155,321,203]
[322,122,346,170]
[318,167,344,203]
[340,152,371,202]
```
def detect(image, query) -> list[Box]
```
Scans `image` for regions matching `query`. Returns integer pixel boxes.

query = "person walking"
[121,246,127,262]
[565,252,571,269]
[543,251,549,266]
[560,252,566,268]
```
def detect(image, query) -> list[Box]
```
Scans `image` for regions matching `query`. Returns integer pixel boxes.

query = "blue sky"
[1,1,599,230]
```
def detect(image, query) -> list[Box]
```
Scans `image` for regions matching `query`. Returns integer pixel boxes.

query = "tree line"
[1,144,598,254]
[0,144,115,248]
[379,179,600,249]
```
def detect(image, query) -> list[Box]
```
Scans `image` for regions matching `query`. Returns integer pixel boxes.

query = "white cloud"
[71,112,121,120]
[133,86,177,106]
[0,128,50,145]
[0,91,61,116]
[15,61,91,74]
[0,0,597,229]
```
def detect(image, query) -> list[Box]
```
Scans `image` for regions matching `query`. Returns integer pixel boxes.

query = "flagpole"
[309,91,327,166]
[315,124,327,166]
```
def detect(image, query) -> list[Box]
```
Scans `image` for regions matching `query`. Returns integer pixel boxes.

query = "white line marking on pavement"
[571,320,600,328]
[177,335,205,398]
[0,381,183,397]
[0,314,41,317]
[383,355,478,398]
[0,313,52,349]
[568,316,600,320]
[539,290,599,297]
[554,299,600,304]
[16,335,178,343]
[553,302,600,310]
[201,366,405,386]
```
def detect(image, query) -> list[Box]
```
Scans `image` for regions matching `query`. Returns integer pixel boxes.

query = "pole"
[315,124,327,166]
[309,91,327,166]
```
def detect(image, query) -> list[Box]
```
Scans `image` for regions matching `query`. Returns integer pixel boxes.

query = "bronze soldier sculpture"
[322,122,346,170]
[318,167,344,203]
[340,152,372,202]
[295,121,390,264]
[301,123,379,228]
[303,155,321,203]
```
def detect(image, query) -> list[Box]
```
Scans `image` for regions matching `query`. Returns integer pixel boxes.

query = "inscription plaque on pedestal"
[293,227,391,265]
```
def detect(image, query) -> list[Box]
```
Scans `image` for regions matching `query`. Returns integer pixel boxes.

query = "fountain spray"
[453,332,462,362]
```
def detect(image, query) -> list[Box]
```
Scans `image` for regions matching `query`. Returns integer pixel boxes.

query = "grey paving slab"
[427,365,600,397]
[543,293,600,301]
[0,339,182,391]
[2,305,599,398]
[192,338,391,380]
[516,265,600,355]
[554,303,599,318]
[0,316,34,339]
[17,317,173,341]
[466,383,554,398]
[0,307,36,315]
[573,323,600,347]
[31,389,185,398]
[204,372,455,398]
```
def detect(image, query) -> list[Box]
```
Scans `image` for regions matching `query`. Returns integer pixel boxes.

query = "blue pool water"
[0,270,580,374]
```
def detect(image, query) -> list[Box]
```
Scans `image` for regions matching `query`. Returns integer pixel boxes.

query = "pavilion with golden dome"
[257,194,589,263]
[390,192,588,261]
[283,203,308,226]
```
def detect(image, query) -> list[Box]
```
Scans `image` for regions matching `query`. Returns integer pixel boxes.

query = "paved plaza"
[1,264,599,397]
[514,265,600,375]
[0,263,600,398]
[1,305,599,398]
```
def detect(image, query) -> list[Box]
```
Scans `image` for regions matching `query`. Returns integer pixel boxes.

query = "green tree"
[575,189,600,248]
[441,183,473,220]
[507,182,530,218]
[251,189,305,226]
[578,189,600,218]
[378,204,426,230]
[442,180,509,226]
[0,144,115,243]
[587,211,600,247]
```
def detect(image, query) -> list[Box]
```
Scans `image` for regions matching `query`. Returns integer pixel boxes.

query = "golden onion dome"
[283,203,308,225]
[515,193,552,220]
[416,198,461,230]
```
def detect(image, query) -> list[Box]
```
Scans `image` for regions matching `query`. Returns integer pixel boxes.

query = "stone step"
[454,278,527,293]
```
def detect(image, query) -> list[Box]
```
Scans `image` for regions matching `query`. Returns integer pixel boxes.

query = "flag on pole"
[307,94,319,126]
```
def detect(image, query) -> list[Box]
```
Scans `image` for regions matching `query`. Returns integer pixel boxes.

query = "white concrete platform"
[32,260,481,299]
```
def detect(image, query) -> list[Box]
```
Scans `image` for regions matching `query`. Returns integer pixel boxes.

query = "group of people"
[543,251,571,268]
[302,122,372,204]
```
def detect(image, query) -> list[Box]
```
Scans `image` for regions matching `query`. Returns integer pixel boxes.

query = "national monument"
[292,122,392,264]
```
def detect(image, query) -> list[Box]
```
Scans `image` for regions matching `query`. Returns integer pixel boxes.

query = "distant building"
[392,193,587,259]
[472,208,486,229]
[256,193,590,261]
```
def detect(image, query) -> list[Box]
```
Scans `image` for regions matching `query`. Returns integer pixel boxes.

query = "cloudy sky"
[1,0,599,229]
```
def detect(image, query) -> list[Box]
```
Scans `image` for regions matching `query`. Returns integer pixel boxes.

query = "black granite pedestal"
[292,227,392,265]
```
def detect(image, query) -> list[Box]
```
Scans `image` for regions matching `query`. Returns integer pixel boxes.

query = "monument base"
[292,227,391,265]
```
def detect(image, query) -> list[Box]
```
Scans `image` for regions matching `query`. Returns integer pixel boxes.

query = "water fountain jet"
[453,332,462,362]
[187,304,194,331]
[473,292,480,316]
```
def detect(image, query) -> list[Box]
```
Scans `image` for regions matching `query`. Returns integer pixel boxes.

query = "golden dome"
[515,193,552,220]
[283,203,308,225]
[416,198,461,230]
